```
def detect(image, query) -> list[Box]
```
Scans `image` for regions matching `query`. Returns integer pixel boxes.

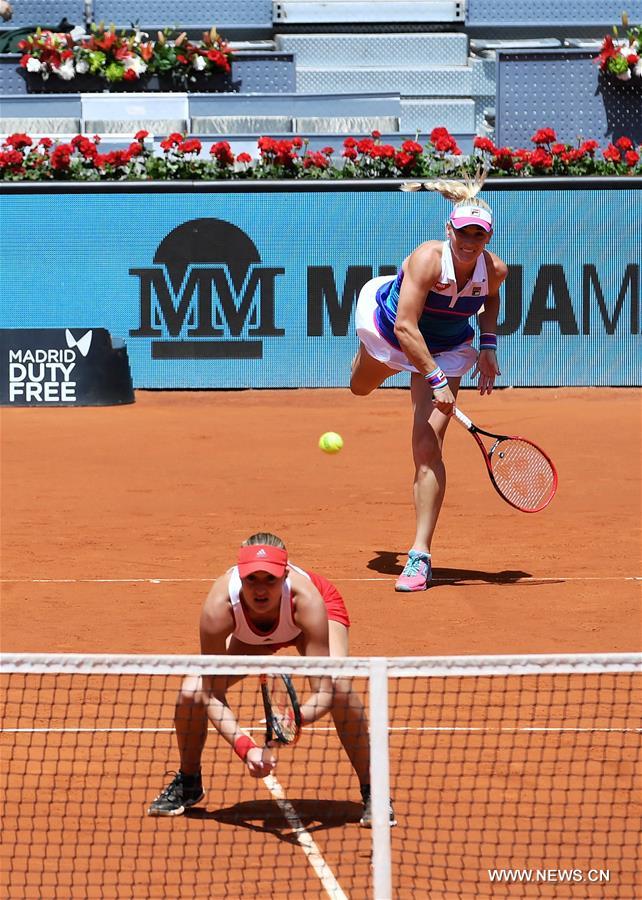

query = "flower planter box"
[0,52,294,95]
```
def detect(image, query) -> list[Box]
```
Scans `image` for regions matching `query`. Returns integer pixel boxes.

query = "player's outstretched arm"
[293,582,334,724]
[474,254,507,395]
[199,576,276,777]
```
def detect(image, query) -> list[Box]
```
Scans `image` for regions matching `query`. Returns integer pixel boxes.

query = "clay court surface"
[1,386,641,899]
[2,387,640,656]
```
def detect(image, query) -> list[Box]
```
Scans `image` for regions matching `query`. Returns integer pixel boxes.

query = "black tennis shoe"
[147,771,205,816]
[359,785,397,828]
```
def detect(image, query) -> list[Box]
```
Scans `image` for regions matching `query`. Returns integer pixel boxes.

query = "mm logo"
[129,218,285,359]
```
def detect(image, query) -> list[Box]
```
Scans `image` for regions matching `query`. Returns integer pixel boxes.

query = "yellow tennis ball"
[319,431,343,454]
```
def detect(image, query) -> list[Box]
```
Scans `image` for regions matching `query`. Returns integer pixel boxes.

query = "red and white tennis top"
[228,563,311,646]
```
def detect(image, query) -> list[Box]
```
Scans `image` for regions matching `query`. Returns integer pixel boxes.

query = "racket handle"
[453,407,474,431]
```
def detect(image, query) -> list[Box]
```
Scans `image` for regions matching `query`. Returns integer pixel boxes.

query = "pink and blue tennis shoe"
[395,550,432,592]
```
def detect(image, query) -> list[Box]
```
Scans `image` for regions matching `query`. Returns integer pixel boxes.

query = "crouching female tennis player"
[148,532,394,827]
[351,172,508,592]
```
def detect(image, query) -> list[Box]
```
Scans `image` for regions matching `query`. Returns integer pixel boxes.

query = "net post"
[369,657,392,900]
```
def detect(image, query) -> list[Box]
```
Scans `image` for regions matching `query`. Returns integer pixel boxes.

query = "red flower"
[356,138,374,154]
[210,141,234,165]
[551,143,566,155]
[597,34,618,70]
[395,151,414,169]
[492,147,514,170]
[122,68,138,82]
[434,136,460,154]
[134,130,149,141]
[342,147,358,160]
[603,144,621,162]
[160,133,184,151]
[371,130,381,139]
[530,147,553,168]
[321,146,334,156]
[50,144,73,169]
[532,128,557,145]
[430,126,451,142]
[258,136,276,153]
[303,152,330,169]
[579,140,599,155]
[236,152,252,164]
[401,140,423,155]
[180,138,202,154]
[615,136,634,151]
[6,133,32,150]
[625,150,640,167]
[0,149,24,168]
[474,136,496,154]
[343,137,357,149]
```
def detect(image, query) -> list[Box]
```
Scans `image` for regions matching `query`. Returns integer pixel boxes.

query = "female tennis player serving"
[351,172,508,592]
[148,532,391,827]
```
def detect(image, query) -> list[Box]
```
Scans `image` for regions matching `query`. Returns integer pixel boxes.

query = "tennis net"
[1,653,640,899]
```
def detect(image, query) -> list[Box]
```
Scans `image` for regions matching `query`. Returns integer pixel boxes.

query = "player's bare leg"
[350,342,396,396]
[174,674,210,775]
[409,373,460,554]
[328,621,370,784]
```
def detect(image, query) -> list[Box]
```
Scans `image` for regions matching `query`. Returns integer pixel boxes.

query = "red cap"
[237,545,288,578]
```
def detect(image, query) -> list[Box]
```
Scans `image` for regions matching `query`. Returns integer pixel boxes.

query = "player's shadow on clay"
[368,550,533,584]
[187,799,361,840]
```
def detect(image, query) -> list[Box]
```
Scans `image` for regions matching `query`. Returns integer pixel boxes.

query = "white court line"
[1,576,640,584]
[262,773,348,900]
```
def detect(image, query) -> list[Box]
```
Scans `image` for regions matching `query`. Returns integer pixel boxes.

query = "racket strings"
[490,439,556,511]
[266,676,299,742]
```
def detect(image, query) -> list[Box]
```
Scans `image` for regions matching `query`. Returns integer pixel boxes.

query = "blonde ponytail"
[415,166,491,219]
[422,165,489,203]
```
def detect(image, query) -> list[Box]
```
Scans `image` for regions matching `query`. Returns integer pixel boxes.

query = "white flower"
[69,26,85,41]
[75,58,89,74]
[54,58,75,80]
[192,55,207,71]
[635,58,642,78]
[124,55,147,76]
[616,67,632,80]
[25,56,42,72]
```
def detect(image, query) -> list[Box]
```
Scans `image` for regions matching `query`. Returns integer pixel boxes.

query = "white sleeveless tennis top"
[228,564,310,646]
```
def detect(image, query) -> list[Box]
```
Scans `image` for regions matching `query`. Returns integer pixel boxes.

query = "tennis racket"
[260,674,302,746]
[453,407,558,513]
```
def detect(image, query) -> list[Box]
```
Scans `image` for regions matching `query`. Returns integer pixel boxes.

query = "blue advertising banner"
[0,184,639,388]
